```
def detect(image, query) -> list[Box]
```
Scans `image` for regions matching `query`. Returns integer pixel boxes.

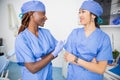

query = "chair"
[0,56,9,80]
[0,70,9,80]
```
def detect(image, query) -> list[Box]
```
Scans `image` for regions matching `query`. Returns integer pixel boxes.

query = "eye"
[79,10,86,14]
[82,10,86,13]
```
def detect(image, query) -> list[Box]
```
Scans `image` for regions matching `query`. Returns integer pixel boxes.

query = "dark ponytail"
[91,13,100,29]
[95,17,100,29]
[18,12,34,34]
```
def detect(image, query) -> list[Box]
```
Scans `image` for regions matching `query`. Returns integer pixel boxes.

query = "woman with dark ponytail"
[64,0,113,80]
[15,1,64,80]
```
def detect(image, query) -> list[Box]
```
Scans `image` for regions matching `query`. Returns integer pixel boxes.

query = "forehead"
[34,11,45,15]
[79,9,89,12]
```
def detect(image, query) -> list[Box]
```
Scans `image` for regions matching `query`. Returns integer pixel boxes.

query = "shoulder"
[97,29,111,44]
[98,28,110,39]
[15,33,24,45]
[39,28,53,36]
[39,28,50,32]
[16,32,24,41]
[71,27,83,34]
[39,28,52,34]
[67,28,83,39]
[15,29,28,45]
[16,28,28,40]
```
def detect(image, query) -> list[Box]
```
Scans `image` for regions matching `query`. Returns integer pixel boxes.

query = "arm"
[77,57,107,74]
[64,52,107,74]
[25,53,54,74]
[25,41,64,74]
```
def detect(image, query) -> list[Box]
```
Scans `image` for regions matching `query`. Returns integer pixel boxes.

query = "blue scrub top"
[64,27,113,80]
[15,28,57,80]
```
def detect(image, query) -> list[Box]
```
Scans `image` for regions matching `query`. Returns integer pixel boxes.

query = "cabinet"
[94,0,120,25]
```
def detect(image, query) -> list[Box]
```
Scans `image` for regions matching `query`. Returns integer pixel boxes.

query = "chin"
[80,22,84,25]
[39,24,44,27]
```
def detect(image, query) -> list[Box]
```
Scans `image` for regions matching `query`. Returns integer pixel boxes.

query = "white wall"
[0,0,120,67]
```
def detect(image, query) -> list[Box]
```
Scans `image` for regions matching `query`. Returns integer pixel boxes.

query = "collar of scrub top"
[19,0,46,19]
[80,0,103,24]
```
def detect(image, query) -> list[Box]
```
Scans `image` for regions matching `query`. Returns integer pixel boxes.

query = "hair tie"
[97,17,103,24]
[19,13,23,19]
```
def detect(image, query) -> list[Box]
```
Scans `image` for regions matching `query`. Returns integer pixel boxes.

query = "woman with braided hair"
[15,1,64,80]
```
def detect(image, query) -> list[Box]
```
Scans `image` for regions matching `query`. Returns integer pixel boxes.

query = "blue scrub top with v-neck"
[64,27,113,80]
[15,28,57,80]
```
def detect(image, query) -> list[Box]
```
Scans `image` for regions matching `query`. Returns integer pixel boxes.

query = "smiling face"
[32,11,47,27]
[79,9,96,25]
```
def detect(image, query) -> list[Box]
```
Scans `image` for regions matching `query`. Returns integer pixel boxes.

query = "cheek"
[80,16,91,24]
[85,17,91,22]
[83,15,91,22]
[33,13,44,22]
[35,15,43,21]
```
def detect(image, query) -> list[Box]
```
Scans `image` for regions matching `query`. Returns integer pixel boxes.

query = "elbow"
[25,65,40,74]
[27,66,43,74]
[97,69,105,74]
[28,67,38,74]
[97,61,107,74]
[31,70,37,74]
[25,63,42,74]
[98,71,105,74]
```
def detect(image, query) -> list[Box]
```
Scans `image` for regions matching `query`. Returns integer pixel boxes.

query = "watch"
[74,57,78,63]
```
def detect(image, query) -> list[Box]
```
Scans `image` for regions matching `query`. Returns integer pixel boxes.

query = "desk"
[104,65,120,80]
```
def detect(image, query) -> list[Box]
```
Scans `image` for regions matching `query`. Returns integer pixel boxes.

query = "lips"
[80,18,84,22]
[80,19,83,22]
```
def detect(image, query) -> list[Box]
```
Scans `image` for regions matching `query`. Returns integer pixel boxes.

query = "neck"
[28,21,38,37]
[84,22,96,31]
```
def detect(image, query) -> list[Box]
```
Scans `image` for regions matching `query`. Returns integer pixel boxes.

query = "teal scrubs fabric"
[15,28,57,80]
[64,27,113,80]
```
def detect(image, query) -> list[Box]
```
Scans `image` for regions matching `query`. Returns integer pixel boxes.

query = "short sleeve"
[64,30,76,53]
[48,30,58,45]
[96,35,113,62]
[15,35,35,63]
[46,30,58,53]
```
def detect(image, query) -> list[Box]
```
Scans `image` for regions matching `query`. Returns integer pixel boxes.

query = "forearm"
[77,58,107,74]
[25,53,54,74]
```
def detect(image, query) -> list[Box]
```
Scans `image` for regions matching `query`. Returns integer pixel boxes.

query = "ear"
[91,14,96,19]
[30,13,35,20]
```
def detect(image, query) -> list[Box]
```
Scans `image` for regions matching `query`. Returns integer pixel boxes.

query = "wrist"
[50,54,55,59]
[52,51,58,58]
[74,57,78,63]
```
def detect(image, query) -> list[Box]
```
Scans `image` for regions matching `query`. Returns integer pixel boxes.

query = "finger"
[64,58,68,62]
[64,53,68,57]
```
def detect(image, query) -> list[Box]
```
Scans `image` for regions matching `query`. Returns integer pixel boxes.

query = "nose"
[44,16,47,20]
[79,12,82,18]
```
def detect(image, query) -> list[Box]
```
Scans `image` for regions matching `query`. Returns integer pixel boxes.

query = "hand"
[52,41,64,57]
[64,51,76,63]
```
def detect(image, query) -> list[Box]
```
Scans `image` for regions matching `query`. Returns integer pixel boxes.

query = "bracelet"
[74,57,78,63]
